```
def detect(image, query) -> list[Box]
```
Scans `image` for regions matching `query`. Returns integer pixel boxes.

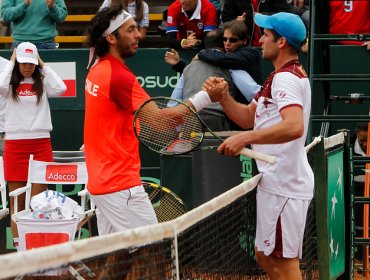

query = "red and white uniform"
[252,60,314,200]
[329,0,370,45]
[84,54,157,235]
[84,54,149,195]
[166,0,218,40]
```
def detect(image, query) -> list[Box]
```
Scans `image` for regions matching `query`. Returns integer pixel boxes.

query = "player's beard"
[116,35,138,59]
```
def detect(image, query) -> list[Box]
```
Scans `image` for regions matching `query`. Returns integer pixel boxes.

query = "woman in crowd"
[99,0,149,40]
[0,42,66,250]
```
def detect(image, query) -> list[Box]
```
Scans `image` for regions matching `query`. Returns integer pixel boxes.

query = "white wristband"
[188,90,212,112]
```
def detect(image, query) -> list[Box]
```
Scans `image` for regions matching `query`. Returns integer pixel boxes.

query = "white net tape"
[0,174,262,279]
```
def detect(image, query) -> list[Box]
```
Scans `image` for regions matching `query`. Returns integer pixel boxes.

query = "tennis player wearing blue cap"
[204,12,312,280]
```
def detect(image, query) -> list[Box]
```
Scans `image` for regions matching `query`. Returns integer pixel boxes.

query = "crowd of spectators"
[0,0,369,49]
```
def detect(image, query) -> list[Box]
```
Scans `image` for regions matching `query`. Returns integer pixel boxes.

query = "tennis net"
[0,172,318,279]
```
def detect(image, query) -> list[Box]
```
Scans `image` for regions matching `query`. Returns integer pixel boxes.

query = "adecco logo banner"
[46,165,78,182]
[48,62,77,97]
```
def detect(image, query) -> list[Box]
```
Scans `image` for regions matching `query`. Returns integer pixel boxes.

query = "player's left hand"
[218,132,250,157]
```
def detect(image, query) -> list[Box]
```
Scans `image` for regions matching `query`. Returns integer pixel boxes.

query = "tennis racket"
[143,182,187,222]
[133,97,276,164]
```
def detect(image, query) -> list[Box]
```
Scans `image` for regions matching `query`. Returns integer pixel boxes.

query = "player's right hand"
[206,78,228,102]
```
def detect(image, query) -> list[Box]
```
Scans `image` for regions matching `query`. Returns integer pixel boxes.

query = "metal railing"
[0,13,163,44]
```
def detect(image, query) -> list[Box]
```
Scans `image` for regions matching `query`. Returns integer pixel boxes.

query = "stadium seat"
[0,156,9,220]
[9,154,94,249]
[53,150,85,163]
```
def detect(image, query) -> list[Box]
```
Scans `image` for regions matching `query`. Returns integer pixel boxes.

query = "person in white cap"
[0,41,66,250]
[203,12,313,279]
[84,6,227,237]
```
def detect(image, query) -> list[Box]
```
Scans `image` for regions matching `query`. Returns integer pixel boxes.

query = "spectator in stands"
[350,122,368,186]
[166,0,218,49]
[329,0,370,45]
[221,0,294,46]
[0,0,67,49]
[99,0,149,40]
[165,20,262,107]
[168,29,260,131]
[0,42,67,250]
[292,0,309,30]
[351,122,368,157]
[197,20,263,101]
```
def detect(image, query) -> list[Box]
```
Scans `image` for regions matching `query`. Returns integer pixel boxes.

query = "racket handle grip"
[239,148,276,164]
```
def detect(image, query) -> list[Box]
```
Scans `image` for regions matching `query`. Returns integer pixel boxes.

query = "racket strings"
[143,183,187,222]
[136,99,204,155]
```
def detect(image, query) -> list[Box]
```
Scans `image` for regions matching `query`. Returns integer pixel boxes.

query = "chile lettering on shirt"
[17,83,36,96]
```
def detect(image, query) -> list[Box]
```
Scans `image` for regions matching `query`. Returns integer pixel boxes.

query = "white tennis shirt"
[252,69,314,200]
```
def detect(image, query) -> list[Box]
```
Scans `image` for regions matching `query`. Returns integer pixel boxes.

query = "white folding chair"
[9,155,94,245]
[52,150,85,163]
[0,156,9,220]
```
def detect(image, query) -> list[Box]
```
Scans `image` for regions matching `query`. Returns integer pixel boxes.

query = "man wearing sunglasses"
[167,29,261,131]
[166,20,262,108]
[197,20,262,105]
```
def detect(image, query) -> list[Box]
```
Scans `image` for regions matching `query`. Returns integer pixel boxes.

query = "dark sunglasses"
[223,37,240,43]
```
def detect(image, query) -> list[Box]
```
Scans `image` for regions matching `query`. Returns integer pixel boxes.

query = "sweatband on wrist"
[188,90,212,112]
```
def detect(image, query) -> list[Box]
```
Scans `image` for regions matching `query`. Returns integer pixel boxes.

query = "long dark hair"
[110,0,144,21]
[10,61,44,104]
[87,6,123,57]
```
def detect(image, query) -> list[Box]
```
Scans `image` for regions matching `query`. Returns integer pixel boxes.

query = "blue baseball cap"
[254,12,306,49]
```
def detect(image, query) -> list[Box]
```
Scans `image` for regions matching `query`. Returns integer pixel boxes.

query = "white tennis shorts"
[90,185,158,235]
[255,189,311,259]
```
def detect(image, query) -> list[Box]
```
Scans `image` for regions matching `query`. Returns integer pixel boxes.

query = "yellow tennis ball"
[190,132,197,138]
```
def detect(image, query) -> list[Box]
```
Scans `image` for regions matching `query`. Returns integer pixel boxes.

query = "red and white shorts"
[255,188,311,259]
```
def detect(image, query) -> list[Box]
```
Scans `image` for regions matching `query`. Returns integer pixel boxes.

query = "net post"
[338,128,355,279]
[364,120,370,277]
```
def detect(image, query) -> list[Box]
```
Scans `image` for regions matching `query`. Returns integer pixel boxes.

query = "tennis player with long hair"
[84,5,227,237]
[204,12,313,280]
[0,42,67,250]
